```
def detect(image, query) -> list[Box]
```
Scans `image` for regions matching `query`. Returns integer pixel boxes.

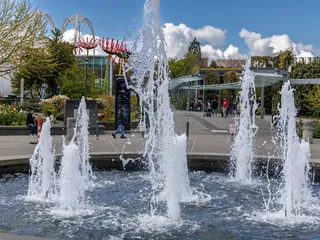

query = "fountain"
[2,0,320,239]
[123,0,202,221]
[27,117,57,200]
[276,81,312,217]
[56,97,94,212]
[230,59,259,182]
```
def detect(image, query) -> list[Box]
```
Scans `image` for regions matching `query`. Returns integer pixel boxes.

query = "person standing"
[112,105,126,139]
[221,98,229,118]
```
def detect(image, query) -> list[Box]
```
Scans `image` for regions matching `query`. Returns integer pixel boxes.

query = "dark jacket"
[26,113,35,125]
[117,109,126,124]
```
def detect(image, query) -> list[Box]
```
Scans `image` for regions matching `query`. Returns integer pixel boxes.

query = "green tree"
[223,71,240,83]
[11,28,76,97]
[11,47,57,98]
[188,37,201,63]
[209,60,218,68]
[308,85,320,116]
[274,49,294,68]
[204,71,220,85]
[290,59,320,116]
[0,0,45,76]
[46,28,76,95]
[60,64,98,99]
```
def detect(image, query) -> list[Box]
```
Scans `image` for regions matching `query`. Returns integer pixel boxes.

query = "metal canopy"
[178,72,283,90]
[168,75,202,90]
[289,79,320,85]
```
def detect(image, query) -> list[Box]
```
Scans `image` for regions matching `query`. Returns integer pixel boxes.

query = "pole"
[118,59,123,75]
[261,86,265,119]
[104,55,111,96]
[186,121,189,138]
[218,90,221,112]
[187,80,190,111]
[20,78,24,104]
[203,78,205,112]
[85,56,88,100]
[110,59,113,96]
[96,121,99,140]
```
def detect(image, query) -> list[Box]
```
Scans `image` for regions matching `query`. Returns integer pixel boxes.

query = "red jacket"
[222,100,229,108]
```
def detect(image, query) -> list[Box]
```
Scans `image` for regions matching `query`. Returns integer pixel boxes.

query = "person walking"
[112,105,126,139]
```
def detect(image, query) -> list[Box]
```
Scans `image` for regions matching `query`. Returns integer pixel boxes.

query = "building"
[216,59,245,68]
[0,76,13,97]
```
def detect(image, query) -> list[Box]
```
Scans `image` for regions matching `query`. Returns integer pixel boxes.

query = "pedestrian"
[221,98,229,118]
[212,99,218,116]
[26,111,37,136]
[112,105,126,139]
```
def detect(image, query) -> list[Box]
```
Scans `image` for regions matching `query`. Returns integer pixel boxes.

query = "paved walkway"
[1,111,320,161]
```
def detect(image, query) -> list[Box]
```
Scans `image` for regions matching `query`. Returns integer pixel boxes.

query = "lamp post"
[75,36,99,100]
[85,58,88,99]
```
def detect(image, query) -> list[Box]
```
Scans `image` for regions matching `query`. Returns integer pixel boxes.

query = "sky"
[31,0,320,63]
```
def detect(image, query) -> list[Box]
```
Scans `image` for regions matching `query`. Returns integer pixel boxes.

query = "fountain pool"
[1,171,320,240]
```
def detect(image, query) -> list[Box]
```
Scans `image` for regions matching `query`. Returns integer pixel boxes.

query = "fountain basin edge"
[1,152,320,182]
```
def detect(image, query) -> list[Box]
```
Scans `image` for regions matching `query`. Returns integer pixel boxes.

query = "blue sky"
[31,0,320,59]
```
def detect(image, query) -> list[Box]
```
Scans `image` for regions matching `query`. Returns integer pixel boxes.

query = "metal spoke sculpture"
[75,37,99,99]
[75,36,99,56]
[100,38,132,96]
[61,14,95,44]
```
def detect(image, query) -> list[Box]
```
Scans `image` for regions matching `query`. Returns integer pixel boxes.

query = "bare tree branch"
[0,0,45,76]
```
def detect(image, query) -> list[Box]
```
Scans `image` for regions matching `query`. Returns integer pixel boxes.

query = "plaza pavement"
[0,110,320,162]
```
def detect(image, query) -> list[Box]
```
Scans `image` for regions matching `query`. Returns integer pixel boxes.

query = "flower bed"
[0,105,26,126]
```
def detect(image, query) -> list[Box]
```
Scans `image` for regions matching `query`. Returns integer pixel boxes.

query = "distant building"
[216,59,245,68]
[0,76,13,97]
[200,58,208,68]
[293,54,316,64]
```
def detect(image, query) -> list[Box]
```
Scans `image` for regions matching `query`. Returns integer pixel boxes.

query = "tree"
[274,49,294,68]
[204,71,220,85]
[46,28,76,95]
[290,59,320,116]
[11,47,57,98]
[0,0,45,76]
[11,28,76,97]
[223,72,240,83]
[60,64,98,99]
[308,85,320,116]
[188,37,201,62]
[209,60,218,68]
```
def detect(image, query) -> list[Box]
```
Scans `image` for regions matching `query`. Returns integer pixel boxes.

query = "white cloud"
[239,28,315,58]
[163,23,226,60]
[201,44,242,65]
[61,26,318,67]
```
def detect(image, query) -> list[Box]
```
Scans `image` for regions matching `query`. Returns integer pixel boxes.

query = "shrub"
[42,103,57,117]
[17,99,42,113]
[40,95,69,118]
[0,105,26,126]
[296,119,320,138]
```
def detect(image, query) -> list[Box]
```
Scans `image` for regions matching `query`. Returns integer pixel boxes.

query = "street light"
[84,58,89,100]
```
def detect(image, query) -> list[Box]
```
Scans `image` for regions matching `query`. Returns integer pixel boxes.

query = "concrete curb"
[1,152,320,181]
